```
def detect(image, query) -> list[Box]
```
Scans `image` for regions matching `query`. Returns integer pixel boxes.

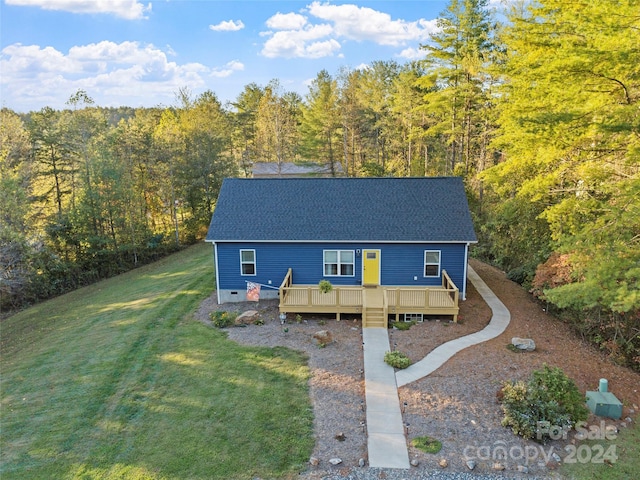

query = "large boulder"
[313,330,333,345]
[235,310,260,325]
[511,337,536,352]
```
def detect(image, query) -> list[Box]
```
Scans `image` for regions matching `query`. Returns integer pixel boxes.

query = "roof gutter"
[205,239,479,244]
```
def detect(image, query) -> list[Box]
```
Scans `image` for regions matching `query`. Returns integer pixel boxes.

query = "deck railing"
[385,270,458,310]
[442,269,460,307]
[279,268,459,321]
[280,268,362,309]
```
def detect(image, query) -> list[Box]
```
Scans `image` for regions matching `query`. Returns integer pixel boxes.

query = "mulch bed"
[195,259,639,479]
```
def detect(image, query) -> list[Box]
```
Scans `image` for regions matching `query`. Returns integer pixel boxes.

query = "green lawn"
[561,421,640,480]
[1,244,314,480]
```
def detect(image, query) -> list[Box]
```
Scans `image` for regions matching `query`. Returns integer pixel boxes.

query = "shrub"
[318,280,333,293]
[411,436,442,454]
[209,310,237,328]
[393,321,415,331]
[384,351,411,369]
[499,364,589,442]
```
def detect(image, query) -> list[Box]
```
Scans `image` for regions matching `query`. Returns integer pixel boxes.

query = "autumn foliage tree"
[482,0,640,368]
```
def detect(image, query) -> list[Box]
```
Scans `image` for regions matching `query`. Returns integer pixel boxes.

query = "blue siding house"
[205,177,477,324]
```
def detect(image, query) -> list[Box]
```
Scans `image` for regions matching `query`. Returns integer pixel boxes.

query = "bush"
[499,364,589,442]
[393,321,415,331]
[209,310,237,328]
[384,351,411,369]
[318,280,333,293]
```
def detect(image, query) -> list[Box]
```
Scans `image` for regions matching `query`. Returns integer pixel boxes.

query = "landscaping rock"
[493,462,505,471]
[511,336,536,351]
[517,465,529,474]
[235,310,260,325]
[328,457,342,465]
[313,330,333,345]
[309,456,319,466]
[410,458,419,467]
[439,458,448,468]
[358,458,365,467]
[466,460,476,470]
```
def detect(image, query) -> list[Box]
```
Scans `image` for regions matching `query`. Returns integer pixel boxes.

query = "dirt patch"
[194,259,640,479]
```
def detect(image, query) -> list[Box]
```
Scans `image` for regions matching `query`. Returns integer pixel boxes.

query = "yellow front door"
[363,250,380,286]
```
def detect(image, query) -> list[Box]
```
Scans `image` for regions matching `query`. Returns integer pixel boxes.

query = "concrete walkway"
[362,328,410,469]
[396,265,511,387]
[363,265,511,468]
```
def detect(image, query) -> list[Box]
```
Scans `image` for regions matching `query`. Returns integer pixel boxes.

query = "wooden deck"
[279,269,459,327]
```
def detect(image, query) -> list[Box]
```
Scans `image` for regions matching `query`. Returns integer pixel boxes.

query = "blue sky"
[0,0,486,112]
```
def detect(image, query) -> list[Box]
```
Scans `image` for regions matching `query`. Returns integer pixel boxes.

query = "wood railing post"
[279,268,292,307]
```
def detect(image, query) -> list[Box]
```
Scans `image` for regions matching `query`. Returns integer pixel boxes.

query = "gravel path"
[194,260,640,480]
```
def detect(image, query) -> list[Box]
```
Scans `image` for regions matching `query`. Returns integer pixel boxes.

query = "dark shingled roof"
[206,177,477,243]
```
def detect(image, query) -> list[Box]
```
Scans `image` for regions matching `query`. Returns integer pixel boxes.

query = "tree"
[0,109,34,309]
[65,90,107,237]
[230,83,264,176]
[389,63,432,176]
[336,67,367,176]
[255,80,301,169]
[177,90,235,238]
[300,70,342,175]
[418,0,496,175]
[0,109,31,235]
[484,0,640,312]
[354,61,401,174]
[28,107,75,220]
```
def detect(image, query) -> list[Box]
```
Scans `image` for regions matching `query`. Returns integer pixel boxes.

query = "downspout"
[213,242,221,304]
[462,242,469,300]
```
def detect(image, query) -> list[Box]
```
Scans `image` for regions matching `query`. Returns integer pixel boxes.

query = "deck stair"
[362,287,387,328]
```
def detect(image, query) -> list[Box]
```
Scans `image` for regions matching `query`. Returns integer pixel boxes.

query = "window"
[424,250,441,277]
[404,313,424,323]
[240,249,256,275]
[323,250,355,276]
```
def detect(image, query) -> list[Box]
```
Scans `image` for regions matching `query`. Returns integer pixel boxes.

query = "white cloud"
[265,12,307,30]
[259,2,438,60]
[397,47,427,60]
[210,60,244,78]
[304,39,342,59]
[261,24,338,59]
[209,19,245,32]
[0,41,210,110]
[5,0,151,20]
[307,2,437,46]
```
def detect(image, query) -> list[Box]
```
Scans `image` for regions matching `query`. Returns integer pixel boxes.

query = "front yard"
[0,244,314,480]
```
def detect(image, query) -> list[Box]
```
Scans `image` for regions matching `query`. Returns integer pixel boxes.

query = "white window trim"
[323,249,355,277]
[424,250,441,278]
[240,249,256,276]
[404,313,424,323]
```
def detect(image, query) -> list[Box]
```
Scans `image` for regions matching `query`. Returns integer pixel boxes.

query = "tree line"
[1,0,638,368]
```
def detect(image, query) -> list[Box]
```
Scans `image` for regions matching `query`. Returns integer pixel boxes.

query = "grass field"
[1,244,314,479]
[561,421,640,480]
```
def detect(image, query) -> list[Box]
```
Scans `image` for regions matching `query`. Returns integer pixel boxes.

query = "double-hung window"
[323,250,355,276]
[240,249,256,275]
[424,250,441,277]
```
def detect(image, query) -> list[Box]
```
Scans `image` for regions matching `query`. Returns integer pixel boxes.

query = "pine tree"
[418,0,496,175]
[300,70,342,175]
